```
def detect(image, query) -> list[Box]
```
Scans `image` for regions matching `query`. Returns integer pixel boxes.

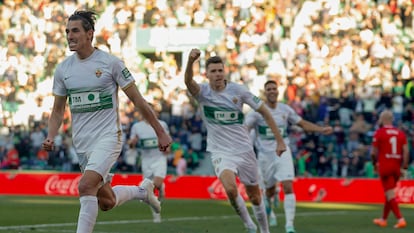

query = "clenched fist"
[42,138,55,151]
[188,48,201,64]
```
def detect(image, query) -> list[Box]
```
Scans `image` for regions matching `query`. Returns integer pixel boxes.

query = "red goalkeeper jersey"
[372,125,407,175]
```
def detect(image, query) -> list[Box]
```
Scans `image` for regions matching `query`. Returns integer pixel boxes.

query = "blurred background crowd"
[0,0,413,178]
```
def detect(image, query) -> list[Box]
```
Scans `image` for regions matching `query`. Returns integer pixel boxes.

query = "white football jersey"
[53,49,135,153]
[129,119,170,157]
[195,82,263,154]
[245,103,302,153]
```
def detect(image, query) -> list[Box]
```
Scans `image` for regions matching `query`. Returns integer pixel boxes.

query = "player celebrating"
[129,107,171,223]
[42,10,172,233]
[184,48,286,233]
[372,110,409,229]
[245,80,333,233]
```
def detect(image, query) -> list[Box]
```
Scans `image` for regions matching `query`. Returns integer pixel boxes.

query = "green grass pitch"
[0,195,412,233]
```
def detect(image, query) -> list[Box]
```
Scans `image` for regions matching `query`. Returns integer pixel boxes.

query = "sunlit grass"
[0,196,412,233]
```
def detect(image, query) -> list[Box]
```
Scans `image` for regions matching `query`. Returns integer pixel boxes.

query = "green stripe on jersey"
[139,138,158,149]
[258,125,287,139]
[68,88,113,113]
[203,106,243,125]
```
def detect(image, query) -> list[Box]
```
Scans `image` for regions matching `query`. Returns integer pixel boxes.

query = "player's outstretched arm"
[298,120,333,134]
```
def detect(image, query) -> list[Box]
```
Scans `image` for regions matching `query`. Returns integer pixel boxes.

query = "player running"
[129,107,171,223]
[245,80,332,233]
[184,48,286,233]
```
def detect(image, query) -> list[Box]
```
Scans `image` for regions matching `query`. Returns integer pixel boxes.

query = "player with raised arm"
[372,110,409,229]
[42,10,172,233]
[184,48,286,233]
[245,80,333,233]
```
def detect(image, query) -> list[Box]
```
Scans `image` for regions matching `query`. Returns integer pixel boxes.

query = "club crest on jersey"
[232,97,238,104]
[95,69,102,78]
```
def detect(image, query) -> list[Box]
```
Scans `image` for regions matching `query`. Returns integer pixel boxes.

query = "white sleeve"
[129,123,139,140]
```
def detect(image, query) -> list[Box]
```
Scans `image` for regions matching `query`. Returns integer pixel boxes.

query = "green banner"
[135,28,224,52]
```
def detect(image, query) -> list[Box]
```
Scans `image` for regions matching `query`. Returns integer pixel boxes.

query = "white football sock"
[270,209,276,219]
[265,195,273,214]
[113,185,147,206]
[252,200,270,233]
[233,194,256,230]
[284,193,296,228]
[76,195,98,233]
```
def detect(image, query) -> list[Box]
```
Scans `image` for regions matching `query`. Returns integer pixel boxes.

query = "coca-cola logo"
[207,178,248,200]
[396,183,414,203]
[44,175,81,195]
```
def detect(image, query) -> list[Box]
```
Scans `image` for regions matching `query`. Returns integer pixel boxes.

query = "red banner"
[0,171,413,204]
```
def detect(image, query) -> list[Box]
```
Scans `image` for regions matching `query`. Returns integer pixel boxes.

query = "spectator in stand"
[391,91,404,125]
[29,125,46,159]
[188,124,203,155]
[337,92,354,128]
[349,113,373,145]
[169,89,189,131]
[0,144,20,169]
[296,146,312,177]
[184,146,200,171]
[372,110,409,229]
[332,120,346,156]
[173,153,187,181]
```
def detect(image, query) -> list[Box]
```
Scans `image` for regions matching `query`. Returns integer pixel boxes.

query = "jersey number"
[389,136,397,154]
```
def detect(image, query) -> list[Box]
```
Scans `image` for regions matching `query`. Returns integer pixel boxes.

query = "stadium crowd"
[0,0,413,178]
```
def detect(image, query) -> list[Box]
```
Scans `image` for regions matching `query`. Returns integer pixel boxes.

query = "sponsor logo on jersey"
[258,125,286,138]
[214,111,238,121]
[204,106,243,125]
[140,138,158,149]
[68,89,113,113]
[70,92,100,106]
[121,68,132,80]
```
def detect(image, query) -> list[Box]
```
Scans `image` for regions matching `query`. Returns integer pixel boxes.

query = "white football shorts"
[141,153,167,179]
[211,149,259,186]
[78,135,122,184]
[257,147,295,189]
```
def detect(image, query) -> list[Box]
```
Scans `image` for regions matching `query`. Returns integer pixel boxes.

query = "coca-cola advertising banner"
[0,171,413,204]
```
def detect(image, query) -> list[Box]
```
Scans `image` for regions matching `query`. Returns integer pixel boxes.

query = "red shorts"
[379,168,400,192]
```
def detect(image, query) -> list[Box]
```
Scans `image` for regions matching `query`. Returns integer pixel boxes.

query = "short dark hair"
[68,10,97,31]
[206,56,224,69]
[264,79,277,88]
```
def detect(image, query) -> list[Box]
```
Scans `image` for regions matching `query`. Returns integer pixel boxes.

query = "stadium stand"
[0,0,413,178]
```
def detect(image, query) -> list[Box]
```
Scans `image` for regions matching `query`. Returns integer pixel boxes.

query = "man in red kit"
[371,110,409,229]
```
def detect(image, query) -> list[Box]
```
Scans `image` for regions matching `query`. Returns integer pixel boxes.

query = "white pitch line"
[0,210,350,232]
